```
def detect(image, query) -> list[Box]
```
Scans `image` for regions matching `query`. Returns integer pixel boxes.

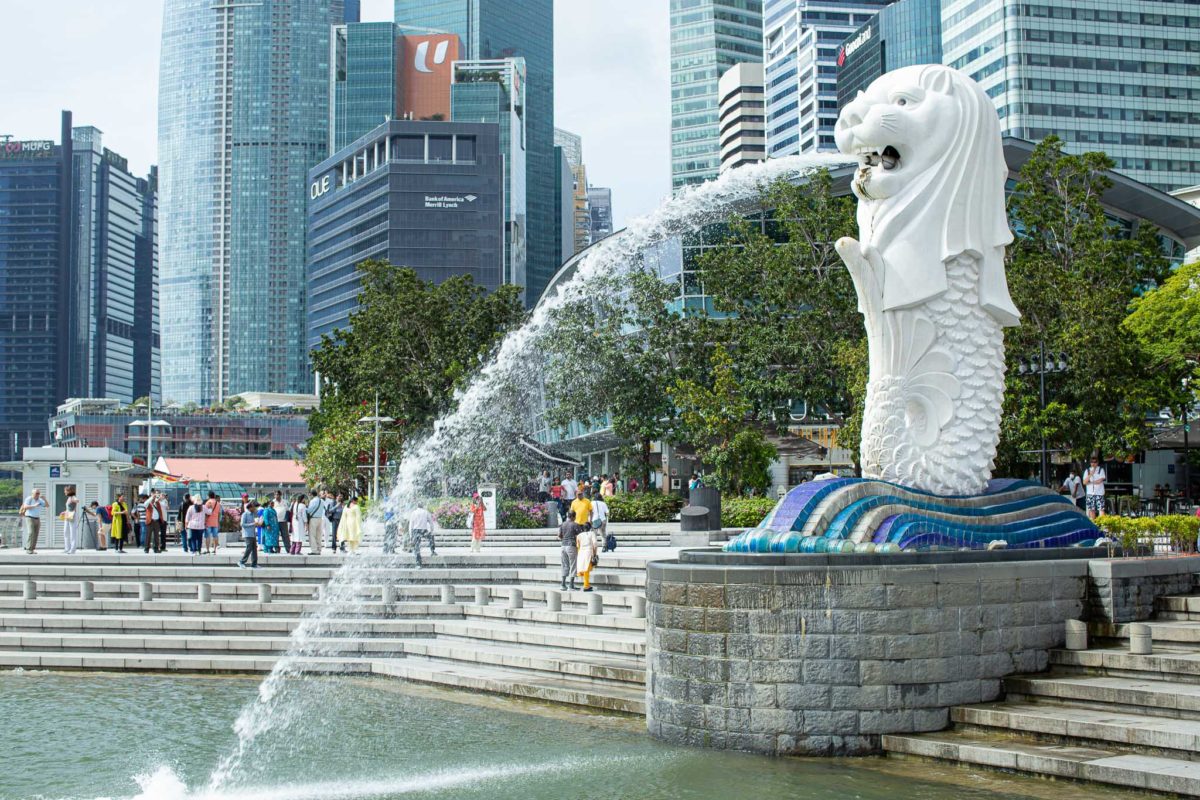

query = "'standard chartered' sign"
[424,194,478,209]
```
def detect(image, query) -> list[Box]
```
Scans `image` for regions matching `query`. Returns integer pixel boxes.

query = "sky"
[0,0,671,229]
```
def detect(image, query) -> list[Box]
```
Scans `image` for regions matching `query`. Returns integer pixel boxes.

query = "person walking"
[238,501,260,569]
[407,503,436,567]
[330,493,345,553]
[306,491,325,555]
[273,491,291,554]
[1061,468,1085,511]
[132,493,148,551]
[259,497,280,554]
[576,523,598,593]
[591,492,610,551]
[469,493,486,553]
[561,474,578,508]
[550,478,564,520]
[570,489,593,529]
[62,486,82,555]
[338,496,363,555]
[95,502,112,550]
[203,492,222,555]
[185,496,206,554]
[109,493,130,553]
[1083,456,1107,520]
[18,488,47,554]
[600,475,615,499]
[558,517,580,591]
[537,470,551,503]
[177,493,192,552]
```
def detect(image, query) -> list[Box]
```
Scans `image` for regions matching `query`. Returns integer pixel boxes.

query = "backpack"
[285,506,293,524]
[97,505,113,524]
[605,533,617,551]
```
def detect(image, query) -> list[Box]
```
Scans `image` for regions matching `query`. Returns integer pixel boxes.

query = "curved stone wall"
[646,549,1096,755]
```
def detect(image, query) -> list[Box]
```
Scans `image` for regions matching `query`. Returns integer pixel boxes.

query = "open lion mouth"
[856,145,901,171]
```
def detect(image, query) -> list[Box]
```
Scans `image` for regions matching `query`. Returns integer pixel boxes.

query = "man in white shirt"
[561,476,578,502]
[407,504,437,568]
[591,495,610,551]
[18,488,47,553]
[1061,469,1084,511]
[1083,457,1107,519]
[306,492,326,555]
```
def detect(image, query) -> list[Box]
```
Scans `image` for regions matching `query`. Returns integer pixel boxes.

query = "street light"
[1015,342,1069,488]
[358,392,394,502]
[128,395,170,491]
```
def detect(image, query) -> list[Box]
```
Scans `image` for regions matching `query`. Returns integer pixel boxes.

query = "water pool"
[0,672,1136,800]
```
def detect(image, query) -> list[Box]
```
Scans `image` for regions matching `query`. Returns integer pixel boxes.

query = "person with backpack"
[306,491,326,555]
[591,492,610,552]
[95,501,112,550]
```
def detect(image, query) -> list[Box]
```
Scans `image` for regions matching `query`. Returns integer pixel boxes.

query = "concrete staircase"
[884,595,1200,796]
[0,549,661,715]
[427,524,675,548]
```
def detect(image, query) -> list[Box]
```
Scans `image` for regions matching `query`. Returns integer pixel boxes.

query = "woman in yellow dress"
[109,493,130,553]
[337,497,363,554]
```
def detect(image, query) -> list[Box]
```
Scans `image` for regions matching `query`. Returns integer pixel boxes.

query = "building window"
[428,136,453,162]
[455,136,476,163]
[394,136,423,161]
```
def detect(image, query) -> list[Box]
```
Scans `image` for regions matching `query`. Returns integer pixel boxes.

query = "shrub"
[722,497,777,529]
[499,500,549,529]
[607,492,684,523]
[431,497,470,529]
[1155,514,1199,553]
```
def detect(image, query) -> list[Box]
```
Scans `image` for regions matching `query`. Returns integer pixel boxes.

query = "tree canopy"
[305,261,526,489]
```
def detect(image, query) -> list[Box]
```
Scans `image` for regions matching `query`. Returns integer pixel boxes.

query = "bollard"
[546,590,562,612]
[258,583,272,604]
[630,595,647,619]
[475,586,490,606]
[1064,619,1087,651]
[509,588,523,610]
[80,580,94,601]
[1129,623,1153,655]
[198,583,212,602]
[139,582,153,602]
[383,584,397,604]
[440,584,455,605]
[587,593,603,616]
[22,579,36,600]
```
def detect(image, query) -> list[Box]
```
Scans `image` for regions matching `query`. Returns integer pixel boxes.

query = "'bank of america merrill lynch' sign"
[0,139,54,159]
[424,194,478,209]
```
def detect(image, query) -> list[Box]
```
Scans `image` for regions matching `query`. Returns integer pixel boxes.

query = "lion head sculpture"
[834,65,1019,326]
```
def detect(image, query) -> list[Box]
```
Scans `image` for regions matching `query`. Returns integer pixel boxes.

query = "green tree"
[306,261,525,487]
[541,270,679,489]
[998,137,1173,473]
[669,345,778,495]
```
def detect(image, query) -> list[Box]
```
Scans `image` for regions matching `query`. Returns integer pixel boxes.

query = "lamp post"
[1017,342,1068,488]
[358,392,394,502]
[128,395,170,492]
[1183,376,1191,503]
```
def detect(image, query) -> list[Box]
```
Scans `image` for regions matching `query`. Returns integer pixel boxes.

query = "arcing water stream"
[196,153,850,795]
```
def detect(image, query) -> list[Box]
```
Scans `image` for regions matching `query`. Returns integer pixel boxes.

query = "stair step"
[0,631,421,657]
[1051,646,1200,683]
[397,638,645,685]
[1091,621,1200,646]
[0,648,372,674]
[1006,674,1200,720]
[463,604,647,632]
[883,729,1200,795]
[954,701,1200,758]
[370,656,645,715]
[0,612,438,637]
[431,619,646,656]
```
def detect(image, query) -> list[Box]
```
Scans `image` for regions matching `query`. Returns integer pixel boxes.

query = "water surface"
[0,672,1135,800]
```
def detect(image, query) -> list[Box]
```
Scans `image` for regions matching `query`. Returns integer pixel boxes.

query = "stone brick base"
[646,550,1097,755]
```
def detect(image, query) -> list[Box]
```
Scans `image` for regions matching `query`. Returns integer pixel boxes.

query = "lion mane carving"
[833,65,1019,496]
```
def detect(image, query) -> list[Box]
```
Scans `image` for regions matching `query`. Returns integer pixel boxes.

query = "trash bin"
[690,486,722,531]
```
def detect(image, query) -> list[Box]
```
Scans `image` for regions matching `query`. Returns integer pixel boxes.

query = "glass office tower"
[670,0,764,191]
[395,0,554,302]
[763,0,892,157]
[836,0,941,106]
[452,58,528,302]
[159,0,343,404]
[943,0,1200,193]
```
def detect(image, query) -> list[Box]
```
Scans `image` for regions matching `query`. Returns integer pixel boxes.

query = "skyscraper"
[669,0,764,191]
[941,0,1200,193]
[762,1,892,157]
[394,0,555,302]
[452,58,528,301]
[158,0,344,404]
[718,62,767,172]
[554,128,590,255]
[587,187,614,242]
[835,0,941,107]
[554,147,574,268]
[0,112,158,459]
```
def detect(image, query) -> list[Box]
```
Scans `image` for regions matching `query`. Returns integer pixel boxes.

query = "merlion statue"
[833,65,1019,496]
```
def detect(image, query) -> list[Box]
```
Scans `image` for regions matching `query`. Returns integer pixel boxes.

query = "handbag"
[590,551,599,568]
